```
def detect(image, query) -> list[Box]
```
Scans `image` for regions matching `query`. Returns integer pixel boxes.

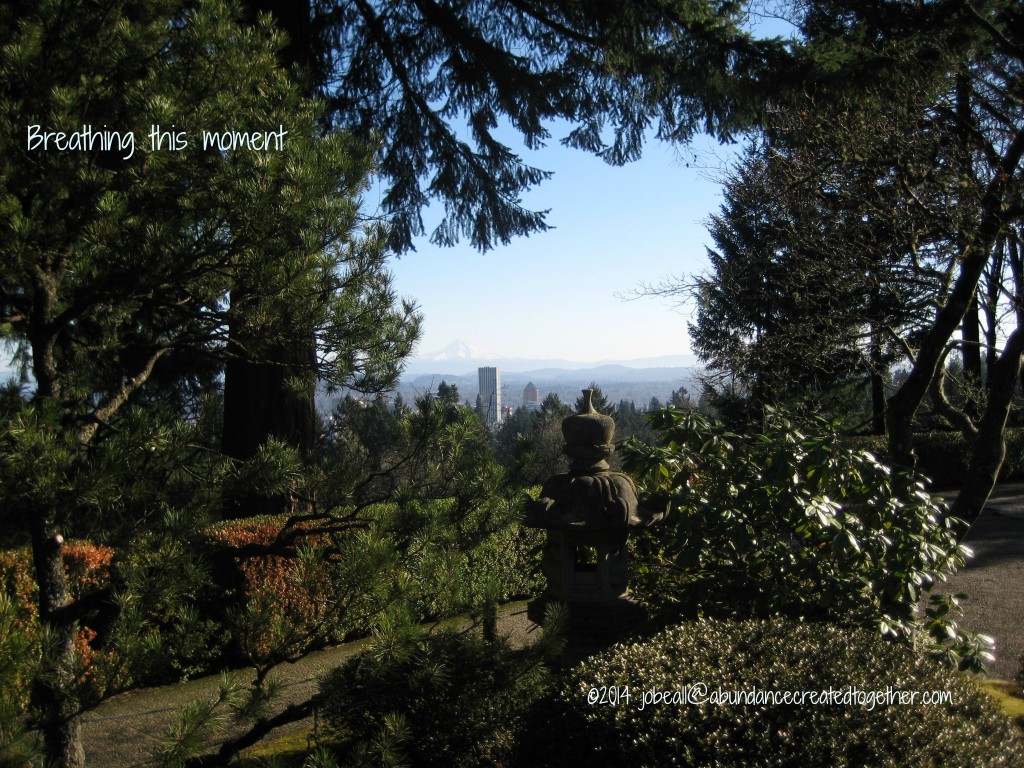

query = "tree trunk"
[886,141,1023,469]
[869,322,886,436]
[952,327,1024,537]
[957,71,983,402]
[983,237,1005,386]
[962,292,982,411]
[222,330,316,518]
[221,0,317,505]
[222,353,316,461]
[29,515,85,768]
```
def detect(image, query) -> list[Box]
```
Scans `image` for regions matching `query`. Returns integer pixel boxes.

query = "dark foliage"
[319,629,551,767]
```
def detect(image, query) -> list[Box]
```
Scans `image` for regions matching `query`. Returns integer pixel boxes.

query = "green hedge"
[523,617,1024,768]
[845,428,1024,488]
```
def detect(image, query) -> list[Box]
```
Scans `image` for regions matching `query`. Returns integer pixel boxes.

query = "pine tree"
[0,1,415,763]
[437,381,460,407]
[575,384,614,416]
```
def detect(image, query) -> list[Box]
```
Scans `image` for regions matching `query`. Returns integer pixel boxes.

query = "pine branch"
[183,695,321,768]
[78,347,170,444]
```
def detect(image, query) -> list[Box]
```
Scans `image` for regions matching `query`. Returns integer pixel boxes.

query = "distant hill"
[403,338,698,377]
[323,370,701,417]
[317,339,703,413]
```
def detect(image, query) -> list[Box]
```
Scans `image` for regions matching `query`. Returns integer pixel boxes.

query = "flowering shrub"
[1,498,543,701]
[207,515,335,661]
[0,543,116,708]
[64,544,114,598]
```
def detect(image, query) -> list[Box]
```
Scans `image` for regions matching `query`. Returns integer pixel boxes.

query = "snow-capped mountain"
[420,339,502,362]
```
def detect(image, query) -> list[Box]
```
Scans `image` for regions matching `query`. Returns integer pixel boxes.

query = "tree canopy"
[0,0,415,762]
[314,0,790,251]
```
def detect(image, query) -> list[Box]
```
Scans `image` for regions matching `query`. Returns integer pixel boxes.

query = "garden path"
[939,482,1024,681]
[79,485,1024,766]
[80,602,536,767]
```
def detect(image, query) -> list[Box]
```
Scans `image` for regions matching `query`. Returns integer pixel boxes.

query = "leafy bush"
[622,408,986,667]
[846,428,1024,487]
[0,544,120,705]
[0,494,542,708]
[526,617,1024,768]
[0,590,40,764]
[319,629,551,767]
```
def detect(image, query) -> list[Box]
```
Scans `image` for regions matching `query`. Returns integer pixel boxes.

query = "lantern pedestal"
[524,389,668,654]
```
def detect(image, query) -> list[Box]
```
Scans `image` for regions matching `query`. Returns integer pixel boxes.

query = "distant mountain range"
[361,339,704,412]
[403,339,698,377]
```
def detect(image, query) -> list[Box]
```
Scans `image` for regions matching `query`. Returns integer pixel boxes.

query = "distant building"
[478,367,502,426]
[523,381,541,412]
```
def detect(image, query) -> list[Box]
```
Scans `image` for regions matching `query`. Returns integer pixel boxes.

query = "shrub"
[845,428,1024,488]
[526,617,1024,768]
[0,590,37,751]
[319,629,551,768]
[0,543,119,706]
[0,497,543,703]
[206,500,542,671]
[104,529,230,687]
[622,408,986,667]
[207,514,335,661]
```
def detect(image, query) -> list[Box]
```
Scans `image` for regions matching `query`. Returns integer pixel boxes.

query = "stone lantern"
[524,389,668,648]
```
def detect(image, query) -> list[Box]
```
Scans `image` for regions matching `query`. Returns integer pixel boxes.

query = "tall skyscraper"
[478,367,501,426]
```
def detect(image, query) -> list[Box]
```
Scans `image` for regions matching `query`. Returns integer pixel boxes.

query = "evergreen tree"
[765,0,1024,531]
[493,396,574,486]
[246,1,785,253]
[392,392,410,418]
[669,387,692,409]
[614,399,649,441]
[686,1,1024,525]
[437,381,460,408]
[539,392,571,420]
[0,1,414,763]
[688,140,874,426]
[221,0,791,472]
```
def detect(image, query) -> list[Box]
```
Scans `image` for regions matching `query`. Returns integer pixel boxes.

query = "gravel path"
[80,636,369,767]
[81,603,537,767]
[939,483,1024,681]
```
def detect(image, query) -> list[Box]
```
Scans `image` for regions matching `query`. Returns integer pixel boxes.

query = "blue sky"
[1,125,744,380]
[384,131,742,363]
[381,8,797,364]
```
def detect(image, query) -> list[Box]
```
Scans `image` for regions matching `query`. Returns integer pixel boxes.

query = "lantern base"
[528,594,647,651]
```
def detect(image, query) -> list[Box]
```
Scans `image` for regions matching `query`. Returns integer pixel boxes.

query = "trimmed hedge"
[523,617,1024,768]
[846,428,1024,488]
